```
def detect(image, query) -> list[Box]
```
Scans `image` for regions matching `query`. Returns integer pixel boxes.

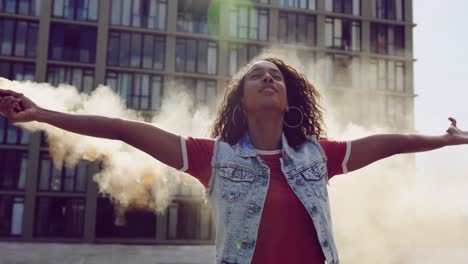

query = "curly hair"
[210,56,326,149]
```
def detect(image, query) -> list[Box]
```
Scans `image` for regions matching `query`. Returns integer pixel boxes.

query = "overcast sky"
[414,0,468,211]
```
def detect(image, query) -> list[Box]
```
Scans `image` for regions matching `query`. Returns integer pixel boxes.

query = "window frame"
[175,38,218,75]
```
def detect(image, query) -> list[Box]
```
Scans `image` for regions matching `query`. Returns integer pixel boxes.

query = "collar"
[233,133,294,159]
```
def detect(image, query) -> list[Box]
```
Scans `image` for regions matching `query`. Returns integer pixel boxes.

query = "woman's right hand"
[0,89,41,123]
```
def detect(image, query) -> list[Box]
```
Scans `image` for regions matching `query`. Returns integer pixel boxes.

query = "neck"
[246,110,283,151]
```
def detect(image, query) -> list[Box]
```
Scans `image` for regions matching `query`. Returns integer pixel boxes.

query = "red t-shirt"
[181,137,350,264]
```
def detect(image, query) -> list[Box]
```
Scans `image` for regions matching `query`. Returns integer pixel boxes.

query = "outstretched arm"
[0,89,183,169]
[347,118,468,173]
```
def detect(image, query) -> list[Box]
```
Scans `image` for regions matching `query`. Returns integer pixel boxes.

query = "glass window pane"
[83,72,93,92]
[229,48,237,76]
[119,33,131,66]
[122,0,131,26]
[26,23,38,58]
[11,197,24,235]
[35,197,85,237]
[107,33,119,66]
[111,0,121,24]
[1,20,14,56]
[207,43,217,74]
[88,0,98,20]
[71,68,83,91]
[325,20,333,47]
[197,40,208,73]
[17,155,28,189]
[75,163,87,192]
[353,0,360,15]
[5,0,16,13]
[53,0,64,17]
[396,0,404,20]
[352,22,360,51]
[158,1,167,30]
[325,0,332,11]
[39,159,51,190]
[186,40,196,73]
[249,9,258,40]
[238,7,248,38]
[142,35,154,69]
[64,167,75,191]
[259,11,268,41]
[153,37,165,70]
[229,10,237,37]
[130,33,142,67]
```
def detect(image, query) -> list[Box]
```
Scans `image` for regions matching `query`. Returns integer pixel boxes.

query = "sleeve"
[319,140,351,179]
[179,136,215,187]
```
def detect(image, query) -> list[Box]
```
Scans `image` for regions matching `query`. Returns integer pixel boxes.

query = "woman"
[1,57,467,264]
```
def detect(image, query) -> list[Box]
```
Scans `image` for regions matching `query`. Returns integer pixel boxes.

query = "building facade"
[0,0,414,245]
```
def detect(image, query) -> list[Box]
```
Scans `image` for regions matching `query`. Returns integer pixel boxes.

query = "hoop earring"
[283,106,304,129]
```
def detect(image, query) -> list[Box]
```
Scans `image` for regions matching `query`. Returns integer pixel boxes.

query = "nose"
[262,73,273,83]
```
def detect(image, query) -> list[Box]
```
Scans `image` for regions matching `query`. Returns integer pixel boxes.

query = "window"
[228,43,262,76]
[49,23,97,64]
[110,0,167,30]
[52,0,98,21]
[38,154,89,192]
[369,59,405,91]
[278,0,316,10]
[95,196,156,238]
[167,201,212,240]
[175,77,217,110]
[47,66,94,92]
[107,31,165,70]
[370,23,405,56]
[371,0,404,20]
[325,0,360,15]
[325,17,360,51]
[278,12,316,46]
[0,117,31,145]
[229,6,268,41]
[177,0,217,35]
[106,71,163,111]
[35,197,85,237]
[0,61,35,81]
[0,61,34,146]
[0,196,24,236]
[0,150,27,190]
[175,38,217,75]
[0,0,41,16]
[0,18,38,58]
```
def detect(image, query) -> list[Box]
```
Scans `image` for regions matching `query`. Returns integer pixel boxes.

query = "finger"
[0,89,23,98]
[448,117,457,127]
[13,102,22,112]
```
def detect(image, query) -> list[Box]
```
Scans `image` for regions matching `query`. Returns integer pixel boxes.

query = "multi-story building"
[0,0,413,245]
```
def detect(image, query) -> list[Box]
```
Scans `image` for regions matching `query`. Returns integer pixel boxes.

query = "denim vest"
[207,133,339,264]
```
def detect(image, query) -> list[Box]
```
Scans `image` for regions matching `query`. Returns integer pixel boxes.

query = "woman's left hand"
[445,117,468,145]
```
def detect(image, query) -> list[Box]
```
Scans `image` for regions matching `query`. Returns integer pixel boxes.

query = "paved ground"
[0,242,215,264]
[2,242,468,263]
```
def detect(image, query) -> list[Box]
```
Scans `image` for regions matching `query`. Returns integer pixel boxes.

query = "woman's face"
[242,61,288,114]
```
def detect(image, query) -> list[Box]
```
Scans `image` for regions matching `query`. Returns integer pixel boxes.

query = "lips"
[260,85,278,93]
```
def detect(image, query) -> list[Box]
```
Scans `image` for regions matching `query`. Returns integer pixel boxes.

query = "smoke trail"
[0,77,208,216]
